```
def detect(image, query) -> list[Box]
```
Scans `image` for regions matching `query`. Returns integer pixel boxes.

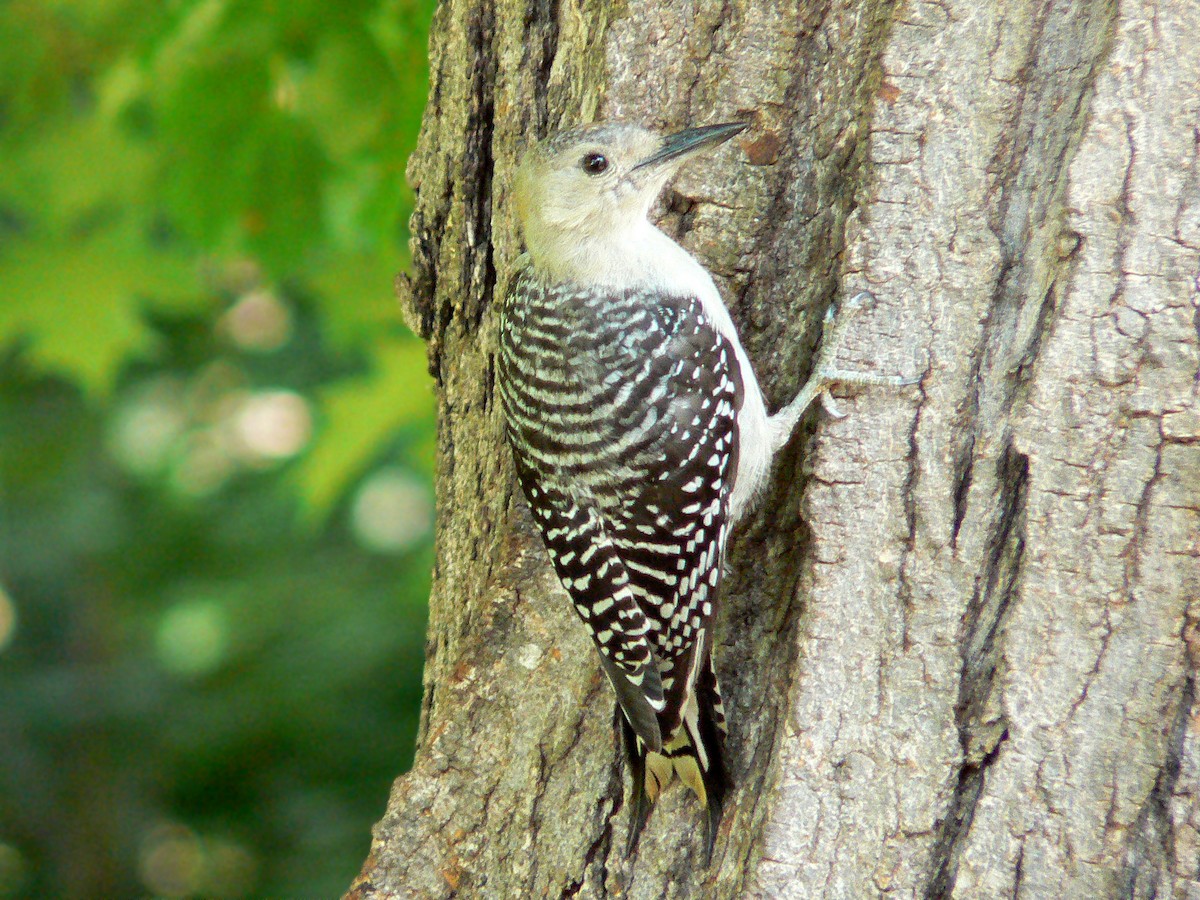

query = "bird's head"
[512,121,747,280]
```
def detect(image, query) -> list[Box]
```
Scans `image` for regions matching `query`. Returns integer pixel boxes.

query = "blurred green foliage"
[0,0,438,896]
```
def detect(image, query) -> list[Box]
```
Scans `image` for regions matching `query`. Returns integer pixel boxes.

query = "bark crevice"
[529,0,561,133]
[1119,672,1195,899]
[926,442,1028,899]
[461,3,499,333]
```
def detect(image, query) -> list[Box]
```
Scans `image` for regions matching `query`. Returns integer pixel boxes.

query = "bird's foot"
[779,291,919,426]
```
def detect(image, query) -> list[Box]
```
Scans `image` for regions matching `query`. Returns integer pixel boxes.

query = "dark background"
[0,1,438,896]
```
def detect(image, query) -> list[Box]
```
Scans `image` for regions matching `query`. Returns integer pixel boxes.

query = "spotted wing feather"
[600,307,740,738]
[498,270,741,760]
[510,454,665,750]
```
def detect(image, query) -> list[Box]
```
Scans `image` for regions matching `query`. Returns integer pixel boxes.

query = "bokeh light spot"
[0,585,17,655]
[232,391,313,461]
[351,468,433,554]
[171,430,236,497]
[219,289,292,352]
[204,838,258,899]
[155,600,229,677]
[108,377,188,475]
[137,824,258,900]
[138,823,203,898]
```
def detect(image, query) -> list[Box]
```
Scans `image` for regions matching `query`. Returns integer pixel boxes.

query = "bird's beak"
[632,121,748,172]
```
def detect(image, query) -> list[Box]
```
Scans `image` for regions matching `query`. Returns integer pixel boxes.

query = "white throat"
[525,217,697,291]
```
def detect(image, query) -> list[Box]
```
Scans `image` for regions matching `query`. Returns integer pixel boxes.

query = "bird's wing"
[509,454,666,751]
[599,299,742,735]
[498,276,743,750]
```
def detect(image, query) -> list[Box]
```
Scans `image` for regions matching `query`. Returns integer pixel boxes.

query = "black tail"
[693,658,730,864]
[618,661,730,865]
[619,711,654,856]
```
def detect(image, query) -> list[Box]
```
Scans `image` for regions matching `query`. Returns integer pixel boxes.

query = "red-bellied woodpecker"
[496,121,913,860]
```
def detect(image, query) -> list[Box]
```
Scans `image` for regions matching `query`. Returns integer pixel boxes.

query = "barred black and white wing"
[507,453,667,750]
[497,267,742,852]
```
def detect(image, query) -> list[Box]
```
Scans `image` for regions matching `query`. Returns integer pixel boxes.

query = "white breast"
[629,227,773,525]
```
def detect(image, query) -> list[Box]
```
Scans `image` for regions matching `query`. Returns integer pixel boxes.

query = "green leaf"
[0,220,202,392]
[306,249,409,349]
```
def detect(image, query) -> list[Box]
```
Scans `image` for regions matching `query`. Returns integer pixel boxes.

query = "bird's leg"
[772,291,919,444]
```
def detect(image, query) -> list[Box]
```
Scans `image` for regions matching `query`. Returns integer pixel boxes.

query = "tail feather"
[692,657,729,863]
[618,657,729,864]
[619,712,653,856]
[599,652,663,753]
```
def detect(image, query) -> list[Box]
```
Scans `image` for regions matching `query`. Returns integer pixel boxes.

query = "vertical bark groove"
[1119,673,1195,899]
[927,442,1028,897]
[461,4,498,334]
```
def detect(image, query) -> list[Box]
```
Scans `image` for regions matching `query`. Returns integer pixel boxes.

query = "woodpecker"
[496,121,910,859]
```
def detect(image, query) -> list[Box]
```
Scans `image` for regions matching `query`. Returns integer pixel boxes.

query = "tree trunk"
[349,0,1200,896]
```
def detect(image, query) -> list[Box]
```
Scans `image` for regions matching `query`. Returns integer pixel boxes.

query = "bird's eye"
[580,152,609,175]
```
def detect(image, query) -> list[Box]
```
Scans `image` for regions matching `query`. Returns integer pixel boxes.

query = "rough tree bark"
[349,0,1200,896]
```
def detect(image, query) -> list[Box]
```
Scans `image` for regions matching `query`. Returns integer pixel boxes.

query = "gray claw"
[820,391,846,419]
